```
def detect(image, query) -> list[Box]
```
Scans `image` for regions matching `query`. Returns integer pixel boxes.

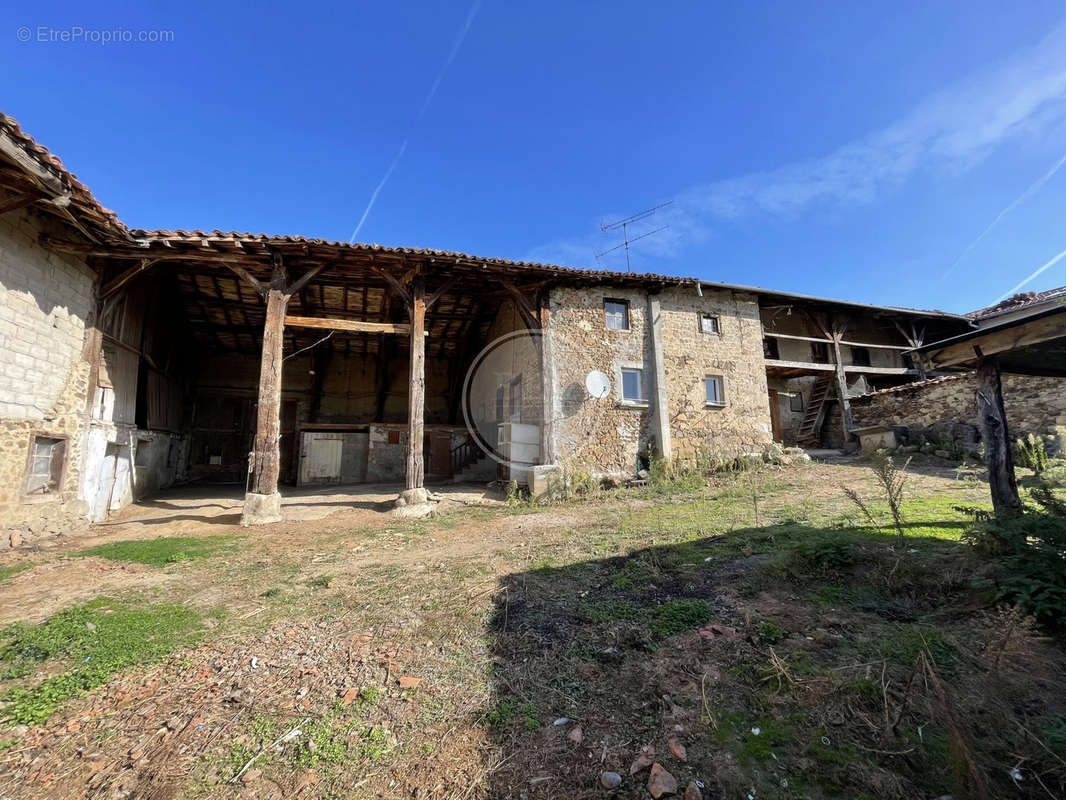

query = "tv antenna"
[597,200,673,272]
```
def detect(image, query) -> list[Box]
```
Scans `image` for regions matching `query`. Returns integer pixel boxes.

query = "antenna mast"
[597,200,673,272]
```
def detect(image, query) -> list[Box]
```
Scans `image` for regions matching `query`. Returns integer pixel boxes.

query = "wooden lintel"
[284,316,417,335]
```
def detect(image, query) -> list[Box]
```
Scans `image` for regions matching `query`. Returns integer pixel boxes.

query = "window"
[24,435,66,495]
[509,376,523,421]
[495,387,505,422]
[851,346,871,367]
[789,393,804,412]
[762,337,780,360]
[699,313,721,334]
[387,430,401,445]
[810,341,829,363]
[604,299,630,330]
[621,368,644,403]
[704,376,725,406]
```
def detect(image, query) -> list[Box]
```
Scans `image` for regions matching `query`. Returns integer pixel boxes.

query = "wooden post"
[829,326,853,450]
[403,276,427,498]
[975,353,1021,515]
[242,257,289,526]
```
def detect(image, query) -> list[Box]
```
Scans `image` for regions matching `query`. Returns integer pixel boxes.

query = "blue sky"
[4,1,1066,313]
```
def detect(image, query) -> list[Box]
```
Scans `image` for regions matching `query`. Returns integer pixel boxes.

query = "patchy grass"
[0,563,31,585]
[77,535,242,566]
[0,597,206,724]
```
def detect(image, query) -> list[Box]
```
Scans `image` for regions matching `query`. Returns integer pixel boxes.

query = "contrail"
[348,0,483,243]
[942,151,1066,279]
[994,247,1066,302]
[349,139,408,242]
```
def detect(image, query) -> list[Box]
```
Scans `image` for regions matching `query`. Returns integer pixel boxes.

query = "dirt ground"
[0,458,1063,800]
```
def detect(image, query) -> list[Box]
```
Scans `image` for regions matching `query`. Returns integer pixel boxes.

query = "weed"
[308,575,333,589]
[1015,433,1049,475]
[755,620,787,643]
[0,598,204,724]
[651,598,712,639]
[260,587,282,598]
[78,536,242,567]
[486,699,538,730]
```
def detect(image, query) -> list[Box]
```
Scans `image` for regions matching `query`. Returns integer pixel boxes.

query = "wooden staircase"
[796,378,831,446]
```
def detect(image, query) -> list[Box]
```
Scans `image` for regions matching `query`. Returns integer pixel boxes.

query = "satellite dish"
[585,370,611,399]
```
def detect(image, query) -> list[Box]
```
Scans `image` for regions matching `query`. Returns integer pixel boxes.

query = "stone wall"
[851,372,1066,441]
[0,208,96,544]
[548,284,772,476]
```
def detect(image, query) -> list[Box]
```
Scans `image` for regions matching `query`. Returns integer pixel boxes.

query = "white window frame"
[615,364,648,407]
[703,375,726,407]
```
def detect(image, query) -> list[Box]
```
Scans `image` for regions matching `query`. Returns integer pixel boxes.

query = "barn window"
[811,341,830,363]
[604,299,630,330]
[851,346,871,367]
[763,337,780,359]
[387,430,401,445]
[24,435,66,496]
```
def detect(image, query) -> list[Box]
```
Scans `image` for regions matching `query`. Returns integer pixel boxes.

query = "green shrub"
[967,507,1066,633]
[788,535,855,575]
[651,599,712,638]
[648,459,706,495]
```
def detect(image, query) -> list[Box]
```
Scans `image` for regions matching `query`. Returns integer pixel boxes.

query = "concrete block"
[240,492,282,526]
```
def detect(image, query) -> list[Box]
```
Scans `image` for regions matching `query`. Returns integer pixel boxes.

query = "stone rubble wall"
[850,372,1066,450]
[549,284,772,477]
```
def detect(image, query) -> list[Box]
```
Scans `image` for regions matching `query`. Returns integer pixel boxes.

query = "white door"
[299,433,344,484]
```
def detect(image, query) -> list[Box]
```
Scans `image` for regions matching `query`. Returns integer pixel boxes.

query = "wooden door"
[427,432,453,478]
[768,390,783,443]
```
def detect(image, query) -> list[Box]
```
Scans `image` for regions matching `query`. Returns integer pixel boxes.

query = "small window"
[134,438,151,468]
[789,393,804,413]
[621,368,644,402]
[699,313,720,334]
[704,376,725,406]
[763,337,780,360]
[851,346,871,367]
[811,341,829,363]
[509,377,523,422]
[25,435,66,495]
[604,299,630,330]
[387,430,401,445]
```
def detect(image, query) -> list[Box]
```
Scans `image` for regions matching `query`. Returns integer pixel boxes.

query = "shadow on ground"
[483,520,1065,799]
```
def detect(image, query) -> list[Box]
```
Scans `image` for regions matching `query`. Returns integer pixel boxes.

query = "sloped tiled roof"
[851,373,970,401]
[967,286,1066,321]
[0,111,128,240]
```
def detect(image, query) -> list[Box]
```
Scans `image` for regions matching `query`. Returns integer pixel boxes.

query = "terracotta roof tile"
[967,286,1066,320]
[852,372,971,400]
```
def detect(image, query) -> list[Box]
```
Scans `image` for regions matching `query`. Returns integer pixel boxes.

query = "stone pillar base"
[395,487,430,507]
[241,491,282,526]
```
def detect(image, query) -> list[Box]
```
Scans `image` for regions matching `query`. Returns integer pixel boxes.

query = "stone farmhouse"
[0,110,1042,539]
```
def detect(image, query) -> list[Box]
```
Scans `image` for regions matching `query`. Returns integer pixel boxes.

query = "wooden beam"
[830,321,854,448]
[284,316,414,335]
[924,312,1066,369]
[406,277,426,492]
[763,331,912,351]
[99,258,162,300]
[242,257,289,524]
[498,281,538,329]
[0,130,70,198]
[224,263,267,298]
[425,278,458,310]
[975,353,1021,516]
[371,266,412,307]
[0,191,43,216]
[285,263,333,297]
